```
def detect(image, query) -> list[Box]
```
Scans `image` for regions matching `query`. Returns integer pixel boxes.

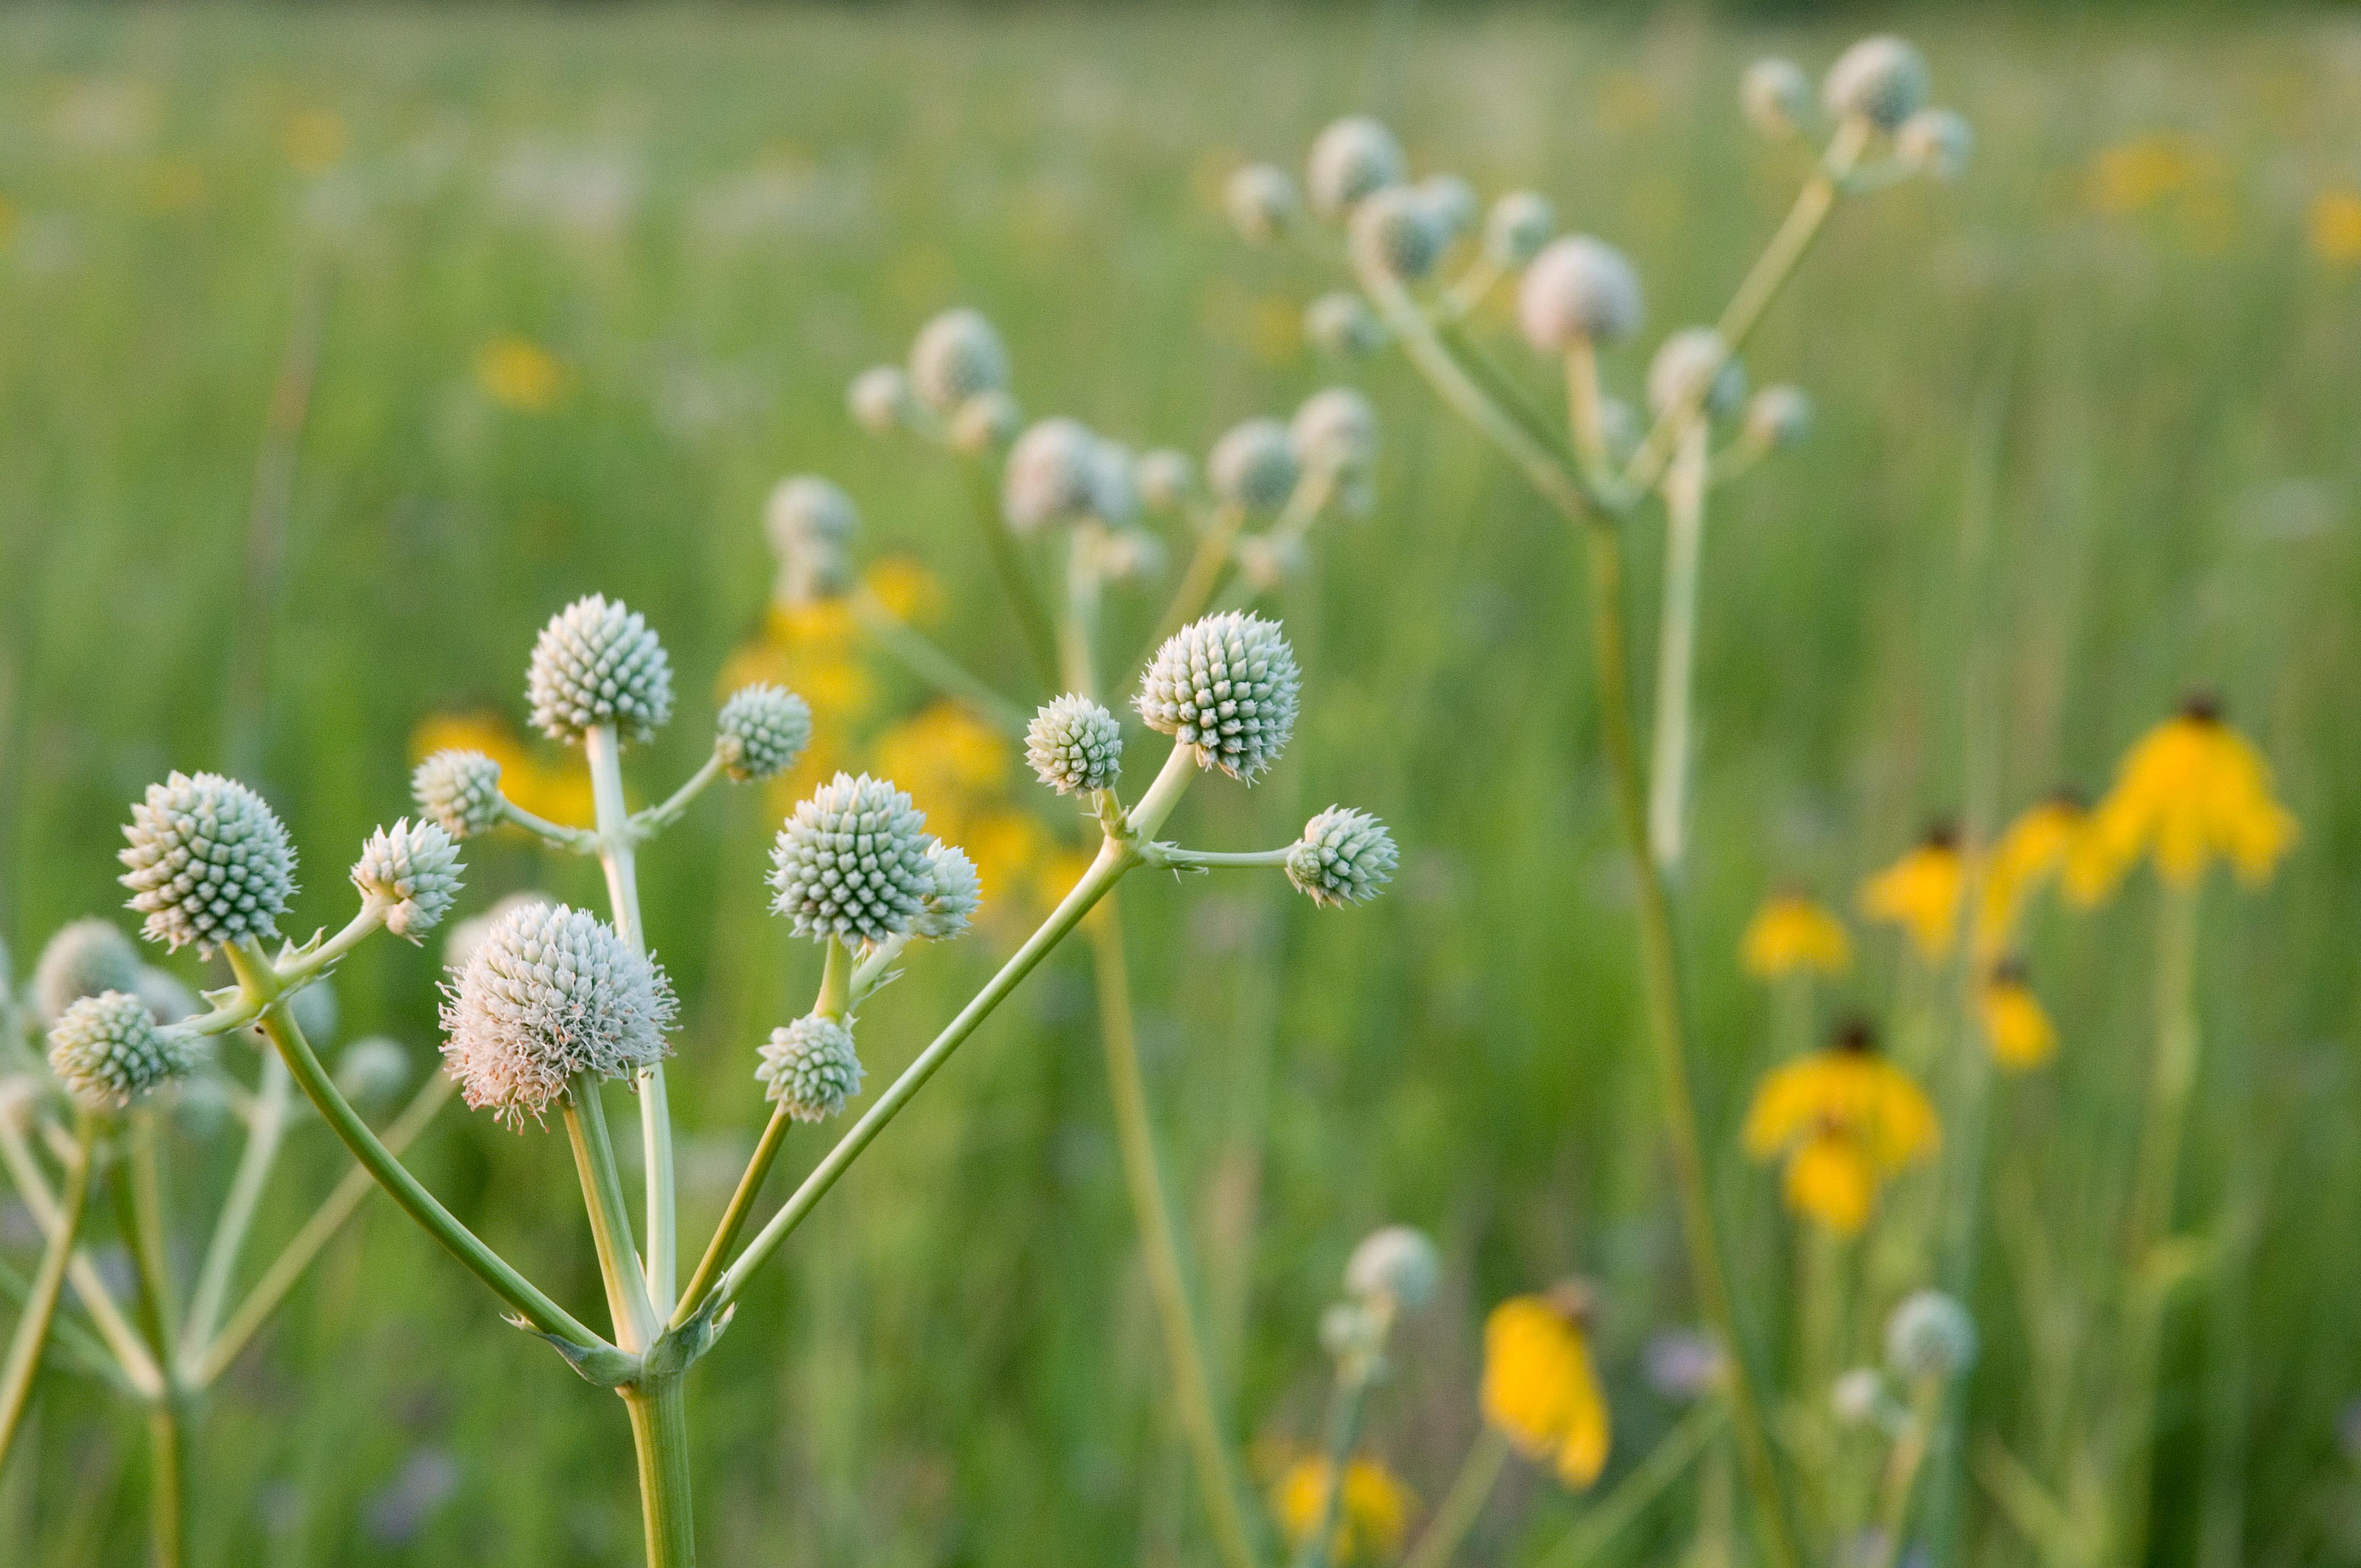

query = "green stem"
[961,455,1064,692]
[0,1112,162,1394]
[565,1081,659,1352]
[145,1395,189,1568]
[0,1250,122,1391]
[1866,1382,1943,1568]
[117,1114,187,1568]
[1296,1357,1377,1568]
[1401,1427,1510,1568]
[179,1049,294,1363]
[0,1114,94,1468]
[623,1375,697,1567]
[1534,1399,1728,1568]
[1646,423,1710,874]
[1146,846,1293,870]
[632,752,727,839]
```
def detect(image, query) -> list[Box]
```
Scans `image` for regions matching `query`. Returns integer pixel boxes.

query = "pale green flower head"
[1291,388,1379,480]
[908,307,1010,417]
[442,891,553,974]
[1305,292,1385,358]
[1897,108,1973,182]
[757,1014,862,1123]
[1830,1367,1889,1428]
[439,902,675,1129]
[1518,236,1644,352]
[847,364,912,436]
[717,683,814,782]
[412,749,504,840]
[949,389,1022,456]
[48,990,201,1112]
[1418,173,1478,240]
[1823,36,1929,132]
[765,476,860,605]
[31,918,142,1027]
[1647,328,1747,421]
[1208,418,1299,513]
[120,772,298,956]
[913,840,981,941]
[1344,1225,1439,1311]
[1287,807,1397,908]
[1742,57,1811,138]
[1136,449,1196,514]
[1138,612,1301,783]
[1483,190,1555,269]
[526,594,674,744]
[1003,417,1102,533]
[352,819,465,941]
[1745,385,1814,450]
[1026,694,1123,796]
[769,773,935,944]
[1885,1289,1977,1381]
[1225,162,1300,244]
[1351,185,1446,282]
[1306,116,1405,220]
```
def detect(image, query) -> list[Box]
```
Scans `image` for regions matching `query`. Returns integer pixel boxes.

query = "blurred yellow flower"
[2309,190,2361,267]
[1978,965,2057,1072]
[866,554,945,627]
[1270,1455,1413,1562]
[873,700,1010,822]
[1859,829,1965,961]
[2064,698,2295,904]
[282,108,349,176]
[475,336,571,413]
[1740,894,1851,980]
[1483,1292,1609,1489]
[1743,1023,1939,1236]
[1595,70,1663,135]
[407,711,594,830]
[1973,794,2085,959]
[2083,133,2213,217]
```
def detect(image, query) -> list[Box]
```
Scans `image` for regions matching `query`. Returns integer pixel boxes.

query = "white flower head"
[525,594,674,744]
[1305,291,1386,358]
[48,991,201,1112]
[1344,1225,1439,1311]
[1225,162,1300,244]
[1518,236,1645,352]
[411,749,504,840]
[1742,57,1812,138]
[1745,385,1814,450]
[438,902,675,1130]
[1885,1289,1978,1381]
[352,819,465,941]
[1306,116,1405,220]
[119,772,298,956]
[1351,185,1446,283]
[1137,612,1301,783]
[848,364,913,436]
[1287,807,1397,908]
[442,891,553,974]
[908,307,1010,417]
[1291,388,1379,480]
[1647,328,1748,421]
[1823,35,1929,132]
[949,389,1022,456]
[1026,694,1123,796]
[757,1014,862,1122]
[768,774,935,944]
[717,684,814,781]
[913,840,981,941]
[1136,449,1196,513]
[765,476,860,605]
[31,919,142,1027]
[1897,108,1973,182]
[1208,418,1300,513]
[1483,190,1556,269]
[1003,417,1102,533]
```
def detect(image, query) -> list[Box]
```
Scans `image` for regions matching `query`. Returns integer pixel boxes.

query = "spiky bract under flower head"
[1138,613,1301,783]
[1288,807,1397,907]
[412,749,504,840]
[1518,236,1644,351]
[31,919,142,1027]
[1291,388,1379,479]
[48,991,200,1112]
[1484,191,1557,269]
[1351,185,1446,282]
[1647,329,1748,421]
[438,902,674,1130]
[1823,35,1929,131]
[1027,694,1124,796]
[1305,292,1385,358]
[352,819,464,941]
[1209,419,1300,513]
[1306,116,1405,220]
[909,308,1010,416]
[119,772,297,956]
[913,840,981,941]
[1345,1225,1440,1310]
[526,594,674,744]
[1225,162,1300,244]
[717,684,814,781]
[1742,57,1812,137]
[1003,417,1102,533]
[1885,1289,1978,1381]
[847,364,912,436]
[1897,108,1973,182]
[768,774,935,944]
[757,1014,862,1123]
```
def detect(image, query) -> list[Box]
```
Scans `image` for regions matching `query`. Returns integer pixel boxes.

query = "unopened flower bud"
[48,991,200,1111]
[908,308,1009,417]
[1287,807,1397,907]
[1138,613,1301,783]
[1291,388,1379,478]
[1209,418,1300,513]
[1647,328,1747,421]
[1027,695,1124,796]
[717,684,813,781]
[119,772,298,956]
[1742,58,1812,138]
[352,819,464,941]
[1745,385,1814,450]
[1305,292,1386,357]
[948,389,1022,456]
[31,919,142,1027]
[526,595,674,744]
[769,774,935,944]
[1003,417,1102,533]
[913,840,981,941]
[1344,1225,1439,1310]
[1518,236,1644,351]
[848,365,912,436]
[1483,190,1556,268]
[1136,449,1196,513]
[1306,116,1406,219]
[757,1014,862,1121]
[1351,186,1446,282]
[1897,108,1973,182]
[1885,1289,1977,1381]
[1090,440,1143,528]
[1225,162,1301,243]
[1823,36,1929,132]
[412,750,504,840]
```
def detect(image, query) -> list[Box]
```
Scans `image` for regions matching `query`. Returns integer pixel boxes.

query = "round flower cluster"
[31,919,143,1027]
[1137,613,1301,783]
[1518,237,1644,352]
[412,749,504,840]
[1746,386,1814,450]
[765,477,860,606]
[1885,1289,1977,1381]
[912,841,981,941]
[1004,417,1123,533]
[1306,116,1405,220]
[438,902,676,1129]
[757,1014,863,1123]
[1225,162,1299,244]
[1742,57,1811,138]
[1647,329,1747,421]
[351,819,465,941]
[908,308,1010,417]
[1290,388,1379,481]
[47,990,200,1112]
[768,774,936,944]
[1286,807,1397,908]
[1026,694,1124,796]
[949,390,1022,456]
[847,364,913,436]
[1343,1225,1439,1311]
[1822,35,1928,132]
[1305,292,1385,358]
[716,683,814,782]
[119,772,298,956]
[1209,419,1300,513]
[526,595,674,744]
[1351,186,1446,283]
[1484,191,1557,269]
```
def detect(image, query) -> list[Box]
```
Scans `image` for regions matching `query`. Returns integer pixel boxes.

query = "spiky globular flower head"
[765,476,860,605]
[47,991,201,1112]
[1344,1225,1439,1311]
[1745,385,1814,450]
[1208,419,1301,513]
[1742,57,1812,138]
[119,772,298,956]
[1225,162,1300,243]
[1306,116,1406,220]
[1418,173,1478,239]
[913,840,981,941]
[334,1036,413,1108]
[1026,694,1124,796]
[1885,1289,1978,1381]
[908,307,1010,416]
[438,902,675,1129]
[1138,612,1301,783]
[443,891,552,974]
[1897,108,1973,182]
[1288,808,1397,908]
[1518,236,1644,351]
[847,364,912,435]
[1822,35,1929,132]
[1003,417,1102,533]
[1350,186,1446,282]
[1647,328,1748,421]
[716,684,814,781]
[352,819,464,941]
[1291,388,1379,480]
[31,919,142,1026]
[1484,190,1557,269]
[411,749,504,840]
[525,595,675,744]
[757,1014,862,1122]
[768,774,935,944]
[1305,292,1385,357]
[1136,448,1195,513]
[948,389,1022,456]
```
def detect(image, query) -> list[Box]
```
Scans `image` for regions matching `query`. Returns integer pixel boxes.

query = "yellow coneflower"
[1740,893,1852,981]
[2065,696,2297,905]
[1972,793,2085,959]
[1977,963,2057,1072]
[475,336,571,413]
[1743,1022,1939,1236]
[1270,1454,1413,1562]
[1482,1289,1610,1489]
[1859,826,1965,961]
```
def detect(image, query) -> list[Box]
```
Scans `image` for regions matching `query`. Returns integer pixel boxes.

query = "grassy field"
[3,5,2359,1566]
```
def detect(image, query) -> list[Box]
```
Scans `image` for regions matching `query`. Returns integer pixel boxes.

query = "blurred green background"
[3,4,2359,1565]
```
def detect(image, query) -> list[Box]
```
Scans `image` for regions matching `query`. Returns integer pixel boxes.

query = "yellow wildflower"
[1859,827,1965,961]
[407,711,594,830]
[1972,794,2084,959]
[1743,1022,1939,1237]
[872,700,1010,825]
[1270,1454,1413,1562]
[1978,963,2057,1072]
[1740,894,1851,980]
[2065,697,2296,903]
[1482,1290,1610,1489]
[475,336,571,413]
[281,108,348,176]
[2083,133,2212,217]
[865,555,944,626]
[2309,189,2361,267]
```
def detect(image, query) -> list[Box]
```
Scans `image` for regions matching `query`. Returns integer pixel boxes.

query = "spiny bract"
[768,774,936,944]
[526,594,675,744]
[119,771,298,956]
[31,918,143,1026]
[1287,807,1398,907]
[1026,694,1124,796]
[352,819,465,941]
[757,1014,863,1123]
[717,684,814,781]
[1137,613,1301,783]
[48,990,200,1112]
[412,749,504,840]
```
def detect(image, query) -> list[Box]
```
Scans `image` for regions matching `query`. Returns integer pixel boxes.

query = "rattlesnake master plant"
[119,771,298,955]
[45,991,200,1112]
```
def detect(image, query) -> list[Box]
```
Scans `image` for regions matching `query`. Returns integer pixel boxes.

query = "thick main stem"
[623,1375,697,1568]
[1647,424,1710,873]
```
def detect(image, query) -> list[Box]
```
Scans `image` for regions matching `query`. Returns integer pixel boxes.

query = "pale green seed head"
[352,818,465,941]
[1291,388,1379,479]
[913,840,981,941]
[1483,190,1556,269]
[1518,236,1644,351]
[526,595,674,744]
[757,1014,862,1123]
[1344,1225,1439,1311]
[908,307,1010,416]
[1418,173,1478,240]
[31,919,142,1027]
[1897,108,1973,182]
[1137,613,1301,783]
[119,772,298,956]
[1351,184,1446,282]
[765,476,860,605]
[1287,807,1397,907]
[1225,162,1300,244]
[48,990,200,1112]
[1647,328,1748,421]
[1003,417,1102,533]
[949,389,1022,456]
[1885,1289,1977,1381]
[717,684,814,781]
[1208,418,1300,513]
[848,364,912,436]
[412,749,504,840]
[1742,57,1812,138]
[1746,385,1814,450]
[1026,694,1124,796]
[769,774,935,944]
[1306,116,1405,220]
[1823,35,1929,132]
